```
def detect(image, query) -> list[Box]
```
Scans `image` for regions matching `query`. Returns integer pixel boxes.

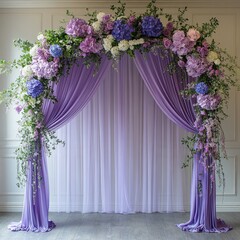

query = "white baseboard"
[1,203,240,213]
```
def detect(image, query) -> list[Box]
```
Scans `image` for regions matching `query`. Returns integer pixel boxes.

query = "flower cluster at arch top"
[0,0,238,187]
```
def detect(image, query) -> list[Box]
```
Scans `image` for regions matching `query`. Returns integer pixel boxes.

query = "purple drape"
[134,49,231,232]
[8,56,111,232]
[9,49,231,233]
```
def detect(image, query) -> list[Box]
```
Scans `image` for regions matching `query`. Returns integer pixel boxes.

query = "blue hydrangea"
[142,16,163,37]
[112,20,133,41]
[26,78,44,98]
[195,82,209,95]
[49,44,62,58]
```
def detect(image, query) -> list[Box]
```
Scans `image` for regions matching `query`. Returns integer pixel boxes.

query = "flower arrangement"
[0,0,239,190]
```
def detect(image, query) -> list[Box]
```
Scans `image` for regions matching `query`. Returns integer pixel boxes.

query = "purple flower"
[26,78,44,98]
[195,82,209,94]
[79,36,103,54]
[166,22,174,31]
[197,46,209,58]
[65,18,92,37]
[177,60,186,68]
[171,30,195,56]
[15,105,23,114]
[112,20,134,41]
[163,38,172,49]
[102,14,112,23]
[31,57,60,79]
[141,16,163,37]
[49,44,62,58]
[197,94,221,110]
[185,55,208,78]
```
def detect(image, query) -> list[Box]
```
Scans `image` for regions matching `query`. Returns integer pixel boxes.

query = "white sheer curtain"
[49,55,191,213]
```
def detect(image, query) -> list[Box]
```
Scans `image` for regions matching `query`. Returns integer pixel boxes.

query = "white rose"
[118,40,129,51]
[29,45,38,57]
[92,21,101,32]
[214,59,221,65]
[103,38,112,52]
[21,65,33,78]
[96,12,106,21]
[111,46,120,58]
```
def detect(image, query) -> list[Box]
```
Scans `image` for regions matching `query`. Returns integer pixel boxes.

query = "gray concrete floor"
[0,212,239,240]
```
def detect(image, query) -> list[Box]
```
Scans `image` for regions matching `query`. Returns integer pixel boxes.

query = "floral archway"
[0,0,238,233]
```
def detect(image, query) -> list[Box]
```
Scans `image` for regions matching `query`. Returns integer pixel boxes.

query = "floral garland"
[0,0,239,190]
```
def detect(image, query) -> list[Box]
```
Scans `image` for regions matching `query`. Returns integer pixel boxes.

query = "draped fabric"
[134,49,231,232]
[49,54,190,213]
[9,50,231,233]
[8,56,111,232]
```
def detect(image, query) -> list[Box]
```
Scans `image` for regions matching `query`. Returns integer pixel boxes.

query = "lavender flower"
[112,20,133,41]
[31,57,60,79]
[185,55,208,78]
[26,78,44,98]
[65,18,93,37]
[79,36,103,54]
[49,44,62,58]
[171,30,195,56]
[197,94,221,110]
[141,16,163,37]
[195,82,209,94]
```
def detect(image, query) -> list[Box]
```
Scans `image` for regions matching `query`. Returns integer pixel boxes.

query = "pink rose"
[187,28,201,41]
[163,38,172,49]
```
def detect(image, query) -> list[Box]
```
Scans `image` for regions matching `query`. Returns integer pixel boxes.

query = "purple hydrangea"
[185,55,208,78]
[197,94,221,110]
[65,18,93,37]
[141,16,163,37]
[112,20,133,41]
[171,30,195,56]
[79,36,103,54]
[26,78,44,98]
[31,57,60,79]
[195,82,209,94]
[49,44,62,58]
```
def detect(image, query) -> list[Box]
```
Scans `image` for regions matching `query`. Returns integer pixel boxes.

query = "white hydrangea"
[111,46,120,58]
[118,40,129,51]
[21,65,34,79]
[103,38,113,52]
[96,12,106,22]
[29,45,39,57]
[37,33,45,42]
[106,34,114,42]
[92,21,101,32]
[128,38,144,50]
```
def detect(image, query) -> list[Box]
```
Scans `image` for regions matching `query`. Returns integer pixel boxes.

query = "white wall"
[0,0,239,212]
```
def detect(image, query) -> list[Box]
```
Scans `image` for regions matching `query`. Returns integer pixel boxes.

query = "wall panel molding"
[0,0,240,9]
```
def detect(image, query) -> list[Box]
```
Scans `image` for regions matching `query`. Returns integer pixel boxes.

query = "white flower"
[96,12,105,21]
[214,59,221,65]
[21,65,34,79]
[92,21,101,32]
[106,34,114,42]
[129,38,144,46]
[207,51,219,63]
[37,33,45,42]
[103,38,113,52]
[29,45,38,57]
[118,40,129,51]
[111,46,120,58]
